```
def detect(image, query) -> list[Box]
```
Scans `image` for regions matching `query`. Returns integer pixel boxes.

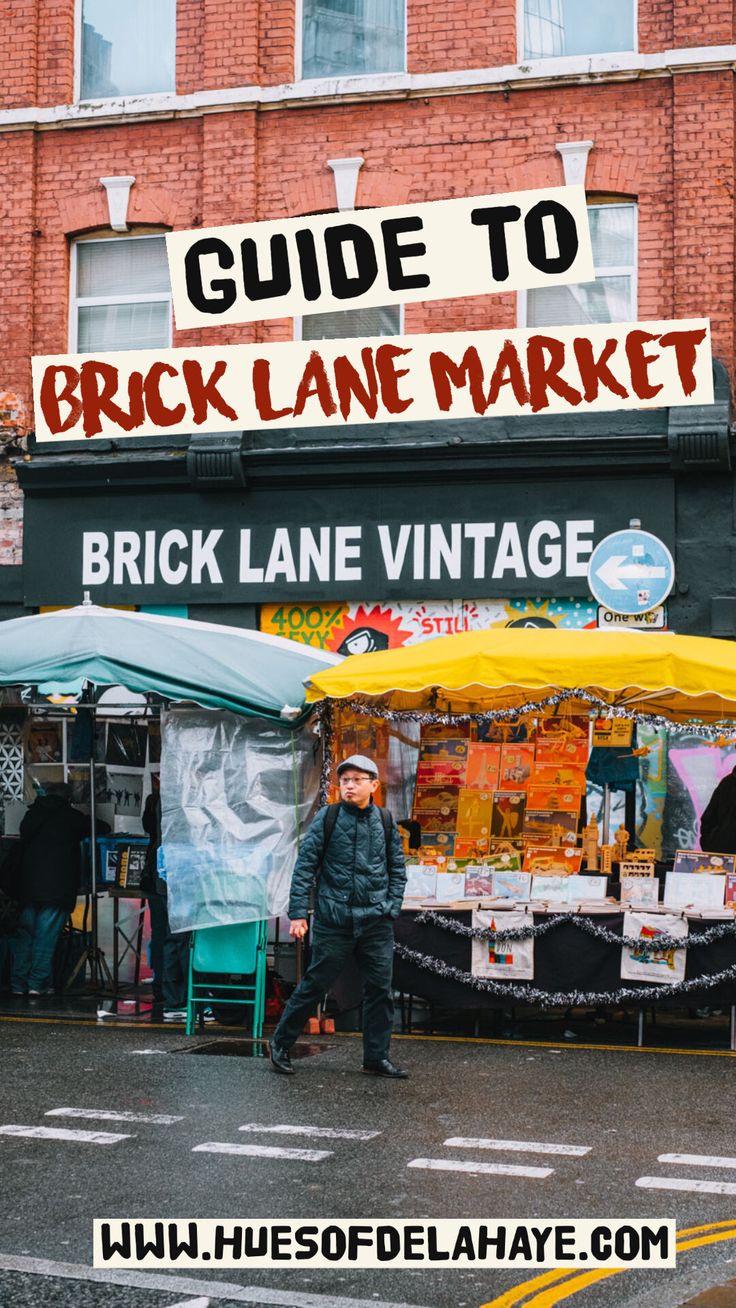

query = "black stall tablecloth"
[386,909,736,1013]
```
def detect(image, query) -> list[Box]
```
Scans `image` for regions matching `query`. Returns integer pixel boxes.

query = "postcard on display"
[530,874,574,903]
[621,911,688,985]
[434,871,467,903]
[523,809,579,844]
[672,850,736,876]
[568,875,608,901]
[664,871,726,912]
[620,861,656,878]
[525,846,583,875]
[621,876,660,909]
[456,788,493,839]
[499,743,535,789]
[525,785,581,812]
[471,909,534,979]
[485,847,523,873]
[491,791,526,839]
[454,836,490,858]
[530,763,587,792]
[403,864,438,901]
[465,742,502,790]
[492,869,532,901]
[535,735,589,766]
[464,871,495,897]
[537,715,590,740]
[415,758,468,786]
[592,718,634,748]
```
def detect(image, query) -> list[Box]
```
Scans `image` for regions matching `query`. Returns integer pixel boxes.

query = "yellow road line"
[479,1222,736,1308]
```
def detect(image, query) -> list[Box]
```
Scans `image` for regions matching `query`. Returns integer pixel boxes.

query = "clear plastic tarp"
[161,708,320,933]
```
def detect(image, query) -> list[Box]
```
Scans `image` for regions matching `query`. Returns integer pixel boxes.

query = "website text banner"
[32,320,712,444]
[165,186,594,329]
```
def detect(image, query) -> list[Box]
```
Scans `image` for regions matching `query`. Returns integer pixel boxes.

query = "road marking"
[0,1252,430,1307]
[165,1300,211,1307]
[0,1125,132,1145]
[658,1151,736,1169]
[636,1175,736,1196]
[238,1123,380,1141]
[192,1141,332,1162]
[407,1158,552,1178]
[479,1220,736,1306]
[444,1137,590,1157]
[46,1107,184,1126]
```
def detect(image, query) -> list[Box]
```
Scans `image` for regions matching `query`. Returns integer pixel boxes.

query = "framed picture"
[621,877,659,909]
[664,871,726,911]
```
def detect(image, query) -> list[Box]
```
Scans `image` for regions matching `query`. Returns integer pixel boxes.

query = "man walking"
[269,755,408,1078]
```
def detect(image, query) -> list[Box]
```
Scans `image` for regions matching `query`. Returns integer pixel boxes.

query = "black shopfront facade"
[7,360,736,637]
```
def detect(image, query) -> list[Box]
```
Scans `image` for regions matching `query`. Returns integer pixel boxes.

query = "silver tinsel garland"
[416,908,736,952]
[393,942,736,1007]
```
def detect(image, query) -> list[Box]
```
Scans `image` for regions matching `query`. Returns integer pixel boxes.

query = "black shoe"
[362,1058,408,1079]
[269,1042,294,1075]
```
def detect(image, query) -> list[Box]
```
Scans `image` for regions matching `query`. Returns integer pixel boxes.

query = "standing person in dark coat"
[701,766,736,853]
[11,782,89,995]
[141,774,190,1020]
[269,754,408,1078]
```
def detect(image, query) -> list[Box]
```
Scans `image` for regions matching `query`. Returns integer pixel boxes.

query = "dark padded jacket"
[18,794,90,912]
[288,800,406,930]
[701,768,736,854]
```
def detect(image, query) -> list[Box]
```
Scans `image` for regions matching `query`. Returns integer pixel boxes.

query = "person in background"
[141,774,190,1021]
[11,781,91,996]
[700,766,736,853]
[269,754,408,1078]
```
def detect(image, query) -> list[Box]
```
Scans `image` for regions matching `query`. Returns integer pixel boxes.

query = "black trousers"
[274,916,396,1063]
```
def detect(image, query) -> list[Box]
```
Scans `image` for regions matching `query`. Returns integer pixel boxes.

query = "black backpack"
[320,802,393,866]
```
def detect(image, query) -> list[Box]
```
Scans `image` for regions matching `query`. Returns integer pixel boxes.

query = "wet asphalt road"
[2,1014,736,1308]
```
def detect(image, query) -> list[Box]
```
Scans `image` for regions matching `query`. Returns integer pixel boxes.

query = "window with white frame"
[301,0,405,78]
[525,202,637,327]
[299,304,402,340]
[80,0,175,99]
[71,235,172,353]
[523,0,635,59]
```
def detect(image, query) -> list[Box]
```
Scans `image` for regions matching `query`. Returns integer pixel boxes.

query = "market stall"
[305,627,736,1043]
[0,601,339,992]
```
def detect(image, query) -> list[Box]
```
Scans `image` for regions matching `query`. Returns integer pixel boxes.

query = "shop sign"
[596,605,667,630]
[22,478,675,606]
[587,529,675,615]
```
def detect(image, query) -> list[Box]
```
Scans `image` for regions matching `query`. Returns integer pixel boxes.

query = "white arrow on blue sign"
[587,528,675,616]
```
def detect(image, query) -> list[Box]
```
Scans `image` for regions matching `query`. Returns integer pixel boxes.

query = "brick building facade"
[0,2,734,636]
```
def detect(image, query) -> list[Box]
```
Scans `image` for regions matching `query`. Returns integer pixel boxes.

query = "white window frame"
[293,302,405,341]
[516,0,638,62]
[69,232,173,354]
[295,0,408,83]
[517,200,638,328]
[74,0,177,103]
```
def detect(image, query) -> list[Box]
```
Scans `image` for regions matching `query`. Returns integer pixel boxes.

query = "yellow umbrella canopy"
[305,627,736,723]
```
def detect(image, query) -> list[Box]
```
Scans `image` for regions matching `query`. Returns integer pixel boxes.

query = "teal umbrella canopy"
[0,604,340,722]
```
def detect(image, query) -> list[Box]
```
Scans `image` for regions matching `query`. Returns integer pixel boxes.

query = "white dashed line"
[0,1125,132,1145]
[407,1158,553,1178]
[46,1107,184,1125]
[444,1137,590,1156]
[238,1123,380,1141]
[636,1176,736,1196]
[192,1142,332,1162]
[658,1153,736,1170]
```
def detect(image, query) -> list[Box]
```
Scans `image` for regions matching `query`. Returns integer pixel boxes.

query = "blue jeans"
[11,904,67,993]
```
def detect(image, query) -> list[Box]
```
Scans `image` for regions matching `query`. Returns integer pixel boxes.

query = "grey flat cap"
[336,754,379,778]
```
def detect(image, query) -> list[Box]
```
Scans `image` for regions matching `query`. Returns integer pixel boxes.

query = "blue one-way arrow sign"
[587,528,675,615]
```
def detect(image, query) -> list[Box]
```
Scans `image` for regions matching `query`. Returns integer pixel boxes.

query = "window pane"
[524,0,634,57]
[77,238,170,297]
[81,0,175,98]
[589,205,636,269]
[77,301,171,353]
[301,304,401,339]
[302,0,405,77]
[527,275,633,326]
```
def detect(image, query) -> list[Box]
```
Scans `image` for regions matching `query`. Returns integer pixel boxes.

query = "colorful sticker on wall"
[259,597,598,650]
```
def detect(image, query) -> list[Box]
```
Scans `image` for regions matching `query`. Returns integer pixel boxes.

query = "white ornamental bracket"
[555,141,593,188]
[100,175,136,232]
[327,157,364,211]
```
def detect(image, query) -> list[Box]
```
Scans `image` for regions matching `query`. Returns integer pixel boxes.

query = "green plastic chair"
[186,919,268,1037]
